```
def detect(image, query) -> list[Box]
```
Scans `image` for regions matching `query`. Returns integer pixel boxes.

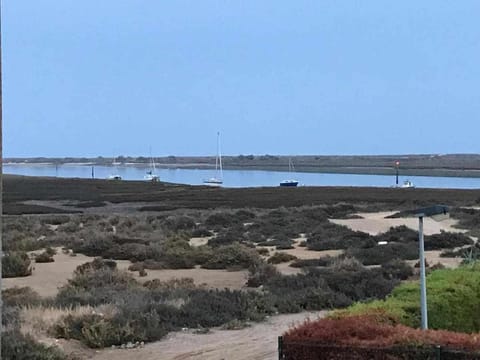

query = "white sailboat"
[280,158,298,187]
[401,179,415,188]
[203,132,223,187]
[144,151,160,182]
[107,157,122,180]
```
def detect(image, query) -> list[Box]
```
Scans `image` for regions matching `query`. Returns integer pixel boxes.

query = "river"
[4,164,480,189]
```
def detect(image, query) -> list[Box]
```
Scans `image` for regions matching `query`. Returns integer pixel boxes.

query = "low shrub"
[425,231,473,250]
[35,251,55,263]
[201,243,261,270]
[2,251,32,278]
[263,265,395,313]
[307,223,373,251]
[2,330,67,360]
[41,215,71,225]
[283,314,480,352]
[143,277,197,290]
[104,243,150,262]
[164,215,196,231]
[256,247,270,256]
[376,225,417,243]
[347,243,418,265]
[234,209,256,221]
[205,212,240,228]
[2,287,41,307]
[247,262,279,287]
[267,252,297,264]
[191,227,213,237]
[71,235,115,257]
[381,259,414,280]
[257,235,294,248]
[290,256,334,268]
[207,227,246,247]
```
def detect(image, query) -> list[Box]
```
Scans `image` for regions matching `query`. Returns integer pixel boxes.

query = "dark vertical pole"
[395,161,399,186]
[419,216,428,330]
[0,0,4,356]
[278,336,283,359]
[91,166,94,179]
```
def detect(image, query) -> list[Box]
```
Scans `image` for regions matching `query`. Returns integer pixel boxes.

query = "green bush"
[164,215,196,231]
[307,223,373,251]
[205,212,240,228]
[338,266,480,333]
[2,330,67,360]
[191,227,213,237]
[381,259,414,280]
[2,287,41,307]
[247,262,279,287]
[347,243,418,265]
[207,227,246,247]
[267,252,297,264]
[256,247,270,256]
[290,256,334,268]
[201,243,261,270]
[35,251,55,263]
[2,251,32,278]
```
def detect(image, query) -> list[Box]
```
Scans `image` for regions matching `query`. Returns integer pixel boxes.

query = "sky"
[3,1,480,157]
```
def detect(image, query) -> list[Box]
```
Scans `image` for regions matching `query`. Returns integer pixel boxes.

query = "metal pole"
[419,216,428,329]
[395,167,399,186]
[278,336,283,359]
[0,0,4,355]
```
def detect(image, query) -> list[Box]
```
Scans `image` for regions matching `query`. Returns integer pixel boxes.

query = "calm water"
[4,164,480,189]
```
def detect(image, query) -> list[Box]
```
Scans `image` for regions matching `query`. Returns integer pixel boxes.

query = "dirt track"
[90,312,326,360]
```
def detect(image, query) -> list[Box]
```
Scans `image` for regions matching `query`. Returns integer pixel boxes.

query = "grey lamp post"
[412,205,449,330]
[0,0,3,356]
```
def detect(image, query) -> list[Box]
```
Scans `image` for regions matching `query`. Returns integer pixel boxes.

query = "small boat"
[280,179,299,187]
[144,151,160,182]
[280,158,298,187]
[401,180,415,188]
[107,174,122,181]
[204,132,223,187]
[107,157,122,180]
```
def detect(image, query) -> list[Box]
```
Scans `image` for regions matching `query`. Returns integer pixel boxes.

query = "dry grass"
[19,304,117,339]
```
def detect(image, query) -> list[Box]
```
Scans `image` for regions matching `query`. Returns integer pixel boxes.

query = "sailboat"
[280,158,298,187]
[203,132,223,187]
[144,151,160,182]
[107,157,122,180]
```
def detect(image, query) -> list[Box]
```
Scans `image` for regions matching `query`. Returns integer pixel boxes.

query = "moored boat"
[203,132,223,186]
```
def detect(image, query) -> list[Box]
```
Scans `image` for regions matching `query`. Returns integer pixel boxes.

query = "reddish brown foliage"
[284,314,480,352]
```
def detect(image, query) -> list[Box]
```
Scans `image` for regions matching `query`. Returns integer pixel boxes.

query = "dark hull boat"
[280,180,299,187]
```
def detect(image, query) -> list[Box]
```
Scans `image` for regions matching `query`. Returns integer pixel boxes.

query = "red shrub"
[284,314,480,352]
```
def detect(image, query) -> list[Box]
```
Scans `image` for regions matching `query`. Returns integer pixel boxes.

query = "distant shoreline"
[5,159,480,178]
[5,153,480,178]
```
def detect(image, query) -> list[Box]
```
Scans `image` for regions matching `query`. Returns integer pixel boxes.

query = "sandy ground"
[2,251,95,297]
[416,250,462,268]
[330,211,466,236]
[259,235,343,275]
[89,311,326,360]
[121,265,249,290]
[2,251,249,297]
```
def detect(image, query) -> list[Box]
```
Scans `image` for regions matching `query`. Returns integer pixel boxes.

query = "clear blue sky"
[3,1,480,157]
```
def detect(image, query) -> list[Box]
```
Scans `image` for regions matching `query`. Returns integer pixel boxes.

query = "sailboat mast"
[214,132,219,173]
[218,131,223,179]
